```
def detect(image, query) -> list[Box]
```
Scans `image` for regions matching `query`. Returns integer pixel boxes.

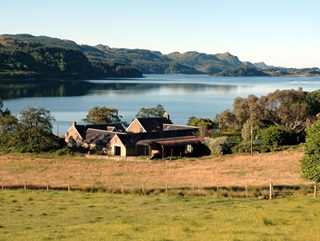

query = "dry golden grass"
[0,148,310,190]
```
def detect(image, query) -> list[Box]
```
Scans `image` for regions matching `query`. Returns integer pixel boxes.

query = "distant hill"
[0,34,143,80]
[1,34,319,78]
[215,65,271,77]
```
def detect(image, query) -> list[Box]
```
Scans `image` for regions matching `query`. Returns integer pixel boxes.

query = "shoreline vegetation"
[1,34,319,81]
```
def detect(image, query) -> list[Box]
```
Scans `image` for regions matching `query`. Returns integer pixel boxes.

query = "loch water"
[2,74,320,135]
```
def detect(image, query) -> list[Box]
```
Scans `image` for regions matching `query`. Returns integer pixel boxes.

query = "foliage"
[204,136,232,155]
[135,104,167,118]
[187,116,214,137]
[83,106,122,124]
[0,104,60,152]
[260,126,295,150]
[218,89,314,137]
[300,120,320,182]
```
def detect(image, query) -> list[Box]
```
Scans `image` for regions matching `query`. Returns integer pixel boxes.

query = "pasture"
[0,190,319,241]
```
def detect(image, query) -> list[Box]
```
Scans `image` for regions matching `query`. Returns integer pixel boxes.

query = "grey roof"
[74,123,126,139]
[135,117,173,132]
[116,128,199,148]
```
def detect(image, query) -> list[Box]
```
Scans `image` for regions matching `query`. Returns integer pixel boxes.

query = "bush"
[261,126,296,150]
[204,136,232,155]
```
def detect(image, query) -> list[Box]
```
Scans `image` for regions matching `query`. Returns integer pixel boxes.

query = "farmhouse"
[65,114,208,159]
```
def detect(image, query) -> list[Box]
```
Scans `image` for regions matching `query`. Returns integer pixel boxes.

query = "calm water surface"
[3,74,320,135]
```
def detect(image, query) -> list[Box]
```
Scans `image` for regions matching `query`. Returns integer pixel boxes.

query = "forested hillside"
[1,34,319,78]
[0,34,142,79]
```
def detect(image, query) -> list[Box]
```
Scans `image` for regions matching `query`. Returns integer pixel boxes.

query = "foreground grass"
[0,190,319,241]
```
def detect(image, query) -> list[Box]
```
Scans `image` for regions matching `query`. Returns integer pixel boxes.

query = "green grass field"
[0,190,319,241]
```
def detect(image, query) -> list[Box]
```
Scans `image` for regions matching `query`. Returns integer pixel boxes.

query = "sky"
[1,0,320,68]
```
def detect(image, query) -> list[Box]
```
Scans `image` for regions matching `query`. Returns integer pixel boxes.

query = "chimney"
[163,112,170,120]
[72,119,76,126]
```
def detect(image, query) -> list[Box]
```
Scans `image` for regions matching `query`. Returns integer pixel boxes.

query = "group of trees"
[0,99,61,152]
[213,88,320,151]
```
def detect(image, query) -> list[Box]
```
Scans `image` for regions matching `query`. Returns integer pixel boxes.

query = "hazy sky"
[1,0,319,68]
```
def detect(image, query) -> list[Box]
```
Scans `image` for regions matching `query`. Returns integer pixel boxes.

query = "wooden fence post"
[46,180,49,191]
[165,184,168,197]
[24,180,27,190]
[269,182,274,199]
[68,180,70,192]
[245,185,248,198]
[314,185,317,198]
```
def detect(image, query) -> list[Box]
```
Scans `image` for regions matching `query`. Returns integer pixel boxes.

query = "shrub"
[261,126,295,151]
[204,136,232,155]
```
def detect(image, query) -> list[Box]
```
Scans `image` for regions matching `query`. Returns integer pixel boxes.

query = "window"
[114,146,121,156]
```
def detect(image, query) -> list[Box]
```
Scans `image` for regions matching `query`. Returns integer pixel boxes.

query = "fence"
[1,178,318,198]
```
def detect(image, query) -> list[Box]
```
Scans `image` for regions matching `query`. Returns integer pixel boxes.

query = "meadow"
[0,149,310,191]
[1,149,319,240]
[0,190,319,241]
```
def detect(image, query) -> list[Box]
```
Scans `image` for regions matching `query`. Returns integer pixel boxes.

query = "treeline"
[188,88,320,153]
[0,34,142,80]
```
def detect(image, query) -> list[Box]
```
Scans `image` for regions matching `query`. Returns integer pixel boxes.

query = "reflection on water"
[1,74,320,135]
[0,78,240,99]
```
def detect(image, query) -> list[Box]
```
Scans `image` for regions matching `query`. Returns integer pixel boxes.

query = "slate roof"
[74,123,126,139]
[116,129,199,148]
[135,117,173,132]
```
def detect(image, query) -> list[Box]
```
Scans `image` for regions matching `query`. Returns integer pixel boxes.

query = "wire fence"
[1,178,318,198]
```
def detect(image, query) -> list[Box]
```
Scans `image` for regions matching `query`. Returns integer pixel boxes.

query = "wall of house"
[126,119,145,133]
[109,135,127,157]
[65,126,83,147]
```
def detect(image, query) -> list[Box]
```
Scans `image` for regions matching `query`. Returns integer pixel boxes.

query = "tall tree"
[83,106,122,124]
[257,89,309,132]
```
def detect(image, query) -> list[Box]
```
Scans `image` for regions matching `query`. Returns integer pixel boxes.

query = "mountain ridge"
[1,34,319,78]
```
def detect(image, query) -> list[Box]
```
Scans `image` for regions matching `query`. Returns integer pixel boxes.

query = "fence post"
[166,184,168,197]
[314,185,317,198]
[46,180,49,191]
[24,180,27,190]
[245,185,248,198]
[269,182,274,199]
[68,180,70,192]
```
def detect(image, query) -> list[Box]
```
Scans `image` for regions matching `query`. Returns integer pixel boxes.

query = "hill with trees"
[0,34,142,80]
[1,34,319,78]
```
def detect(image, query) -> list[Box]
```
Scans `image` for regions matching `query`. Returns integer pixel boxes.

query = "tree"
[300,120,320,182]
[187,116,214,137]
[136,104,166,118]
[257,89,309,132]
[83,106,122,124]
[20,106,55,134]
[0,99,18,134]
[0,106,60,152]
